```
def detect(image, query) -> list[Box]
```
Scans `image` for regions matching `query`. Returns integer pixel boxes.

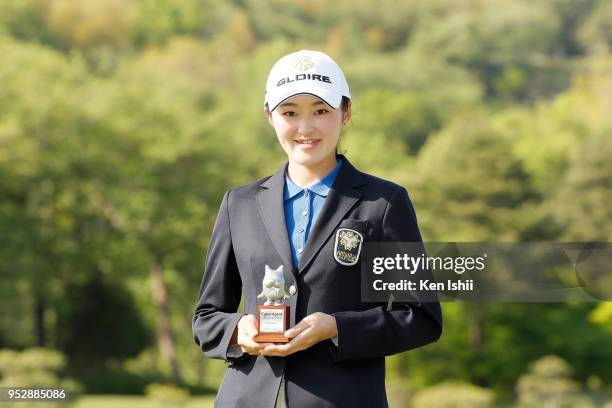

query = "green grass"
[72,395,215,408]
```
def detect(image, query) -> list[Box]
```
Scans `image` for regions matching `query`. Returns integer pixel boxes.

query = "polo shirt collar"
[284,158,343,200]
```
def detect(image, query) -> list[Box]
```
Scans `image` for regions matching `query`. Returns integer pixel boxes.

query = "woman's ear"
[343,101,352,126]
[265,108,275,129]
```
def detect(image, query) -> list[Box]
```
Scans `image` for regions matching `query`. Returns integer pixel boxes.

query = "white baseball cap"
[264,49,351,112]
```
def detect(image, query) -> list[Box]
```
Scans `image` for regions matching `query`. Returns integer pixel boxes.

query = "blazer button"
[289,285,297,296]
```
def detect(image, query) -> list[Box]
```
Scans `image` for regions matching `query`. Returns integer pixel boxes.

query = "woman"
[193,50,442,408]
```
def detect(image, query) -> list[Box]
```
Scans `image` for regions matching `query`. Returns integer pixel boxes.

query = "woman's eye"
[314,109,328,116]
[282,111,296,117]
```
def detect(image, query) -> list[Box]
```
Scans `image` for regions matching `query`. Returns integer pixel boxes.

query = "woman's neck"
[287,155,338,187]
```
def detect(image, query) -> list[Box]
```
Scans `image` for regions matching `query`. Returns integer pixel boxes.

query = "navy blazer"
[193,154,443,408]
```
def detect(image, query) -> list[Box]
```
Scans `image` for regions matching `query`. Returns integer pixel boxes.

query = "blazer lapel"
[255,162,296,275]
[298,155,366,273]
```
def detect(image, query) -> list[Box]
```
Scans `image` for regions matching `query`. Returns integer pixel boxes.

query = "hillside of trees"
[1,0,611,405]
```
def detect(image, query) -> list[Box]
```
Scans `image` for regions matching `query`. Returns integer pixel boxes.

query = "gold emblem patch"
[294,56,314,71]
[334,228,363,266]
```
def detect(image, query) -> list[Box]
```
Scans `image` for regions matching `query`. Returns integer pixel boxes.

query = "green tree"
[578,0,612,52]
[553,137,612,241]
[352,89,440,155]
[415,111,538,241]
[409,0,565,100]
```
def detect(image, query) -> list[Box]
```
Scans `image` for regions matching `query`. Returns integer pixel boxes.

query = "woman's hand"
[260,312,337,357]
[235,314,273,356]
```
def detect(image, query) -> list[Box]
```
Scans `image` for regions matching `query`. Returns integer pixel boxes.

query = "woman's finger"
[284,324,306,339]
[239,332,261,348]
[261,343,293,357]
[238,315,260,338]
[284,318,311,339]
[240,334,275,355]
[263,330,312,357]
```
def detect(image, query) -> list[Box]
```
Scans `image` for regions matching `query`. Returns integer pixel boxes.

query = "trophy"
[254,265,290,343]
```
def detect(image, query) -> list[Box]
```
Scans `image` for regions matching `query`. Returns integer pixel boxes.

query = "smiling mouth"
[294,138,321,145]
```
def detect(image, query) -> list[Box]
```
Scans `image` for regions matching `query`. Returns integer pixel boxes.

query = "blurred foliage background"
[1,0,611,406]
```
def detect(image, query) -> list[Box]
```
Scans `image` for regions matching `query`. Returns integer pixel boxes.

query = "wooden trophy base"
[254,305,290,343]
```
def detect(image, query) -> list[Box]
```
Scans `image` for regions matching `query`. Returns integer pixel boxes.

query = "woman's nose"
[297,118,315,135]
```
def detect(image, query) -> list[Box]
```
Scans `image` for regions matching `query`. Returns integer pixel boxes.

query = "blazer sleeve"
[192,190,247,361]
[329,186,443,362]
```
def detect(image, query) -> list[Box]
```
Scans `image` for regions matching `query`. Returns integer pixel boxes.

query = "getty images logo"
[276,55,332,87]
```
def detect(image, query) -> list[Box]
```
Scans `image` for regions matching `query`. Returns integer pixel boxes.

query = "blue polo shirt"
[283,158,343,269]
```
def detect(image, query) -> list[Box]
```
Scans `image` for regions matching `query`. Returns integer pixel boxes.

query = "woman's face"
[267,94,351,169]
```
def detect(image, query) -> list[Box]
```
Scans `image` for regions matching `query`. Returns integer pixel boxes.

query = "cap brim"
[267,85,342,112]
